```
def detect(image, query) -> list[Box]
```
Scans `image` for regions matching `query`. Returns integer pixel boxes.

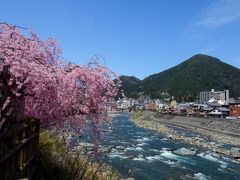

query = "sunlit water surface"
[82,113,240,180]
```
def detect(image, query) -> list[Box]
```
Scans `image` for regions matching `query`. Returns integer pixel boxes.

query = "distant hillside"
[120,54,240,101]
[119,76,141,98]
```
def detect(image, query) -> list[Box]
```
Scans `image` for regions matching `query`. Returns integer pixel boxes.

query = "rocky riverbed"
[72,112,240,179]
[132,112,240,162]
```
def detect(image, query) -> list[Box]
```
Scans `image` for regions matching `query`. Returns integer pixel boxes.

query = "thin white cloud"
[197,0,240,28]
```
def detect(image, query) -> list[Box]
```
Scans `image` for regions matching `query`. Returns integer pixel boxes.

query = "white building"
[116,98,137,110]
[199,89,229,104]
[155,99,166,111]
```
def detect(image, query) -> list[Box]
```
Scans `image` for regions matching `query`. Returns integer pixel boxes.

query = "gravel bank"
[132,112,240,161]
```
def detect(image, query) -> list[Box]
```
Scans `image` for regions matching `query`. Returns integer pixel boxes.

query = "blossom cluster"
[0,23,121,137]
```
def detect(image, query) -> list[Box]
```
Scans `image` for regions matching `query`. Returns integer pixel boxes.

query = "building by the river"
[199,89,229,103]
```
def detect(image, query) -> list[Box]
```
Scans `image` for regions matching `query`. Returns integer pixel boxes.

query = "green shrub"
[39,131,120,180]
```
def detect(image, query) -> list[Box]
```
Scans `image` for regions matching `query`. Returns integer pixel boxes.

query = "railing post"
[0,65,40,179]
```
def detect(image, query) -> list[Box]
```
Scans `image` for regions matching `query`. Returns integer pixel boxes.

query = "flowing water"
[84,113,240,179]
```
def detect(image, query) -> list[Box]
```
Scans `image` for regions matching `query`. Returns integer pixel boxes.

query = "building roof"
[229,100,240,104]
[206,102,221,107]
[208,111,222,115]
[216,107,229,112]
[201,107,213,111]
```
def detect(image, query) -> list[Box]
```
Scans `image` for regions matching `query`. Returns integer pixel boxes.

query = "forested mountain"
[120,54,240,101]
[119,76,141,98]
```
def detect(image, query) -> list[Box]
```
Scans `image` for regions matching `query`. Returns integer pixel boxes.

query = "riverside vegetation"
[39,130,120,180]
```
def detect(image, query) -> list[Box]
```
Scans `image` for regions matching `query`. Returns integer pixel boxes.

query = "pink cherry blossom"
[0,23,121,143]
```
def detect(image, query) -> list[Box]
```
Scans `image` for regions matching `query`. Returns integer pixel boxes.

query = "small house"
[229,102,240,119]
[208,107,229,118]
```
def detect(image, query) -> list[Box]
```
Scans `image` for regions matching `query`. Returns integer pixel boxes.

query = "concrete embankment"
[132,112,240,161]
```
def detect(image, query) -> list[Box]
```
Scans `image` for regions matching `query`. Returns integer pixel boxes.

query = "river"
[83,112,240,180]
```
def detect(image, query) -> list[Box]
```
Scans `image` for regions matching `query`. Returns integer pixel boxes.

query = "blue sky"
[1,0,240,79]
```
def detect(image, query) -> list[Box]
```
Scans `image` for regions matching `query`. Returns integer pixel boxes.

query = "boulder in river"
[230,147,240,159]
[100,147,110,154]
[220,164,227,169]
[173,147,196,156]
[128,155,134,159]
[163,147,177,151]
[180,174,195,180]
[125,177,135,180]
[116,146,125,150]
[211,152,221,159]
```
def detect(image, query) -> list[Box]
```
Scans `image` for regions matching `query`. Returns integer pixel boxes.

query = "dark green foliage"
[120,54,240,101]
[119,75,142,98]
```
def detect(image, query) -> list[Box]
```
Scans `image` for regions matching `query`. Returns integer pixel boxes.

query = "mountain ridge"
[120,54,240,101]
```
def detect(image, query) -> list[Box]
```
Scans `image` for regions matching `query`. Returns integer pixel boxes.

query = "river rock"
[230,147,240,153]
[173,147,196,156]
[116,146,125,150]
[163,147,177,151]
[211,152,221,159]
[212,148,217,153]
[225,150,231,156]
[220,164,227,169]
[190,148,197,151]
[210,142,216,145]
[125,177,135,180]
[230,147,240,158]
[100,147,109,153]
[180,174,195,180]
[108,145,115,150]
[194,137,200,141]
[128,155,134,159]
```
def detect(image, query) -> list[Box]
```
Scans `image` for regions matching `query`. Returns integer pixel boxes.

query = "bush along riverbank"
[38,131,120,180]
[132,111,240,162]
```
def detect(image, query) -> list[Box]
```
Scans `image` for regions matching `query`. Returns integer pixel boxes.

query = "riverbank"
[105,112,240,179]
[132,111,240,162]
[39,130,120,180]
